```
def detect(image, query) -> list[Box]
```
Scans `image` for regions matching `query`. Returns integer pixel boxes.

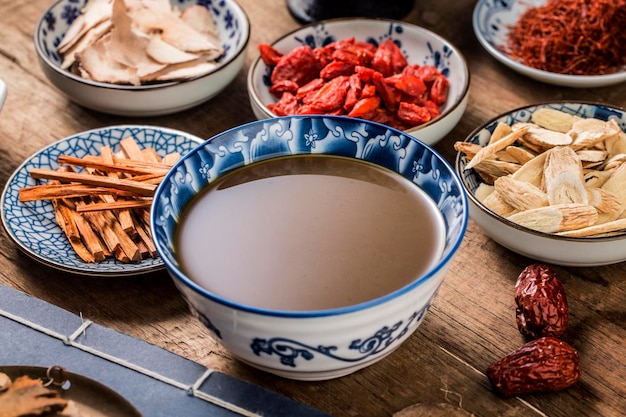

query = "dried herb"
[505,0,626,75]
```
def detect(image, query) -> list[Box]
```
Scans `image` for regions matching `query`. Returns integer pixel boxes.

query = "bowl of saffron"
[473,0,626,88]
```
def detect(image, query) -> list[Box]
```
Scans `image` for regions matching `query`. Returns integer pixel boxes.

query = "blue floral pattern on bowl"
[1,126,203,276]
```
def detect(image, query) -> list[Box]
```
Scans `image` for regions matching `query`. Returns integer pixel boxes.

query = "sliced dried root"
[506,204,598,233]
[457,108,626,238]
[59,0,224,86]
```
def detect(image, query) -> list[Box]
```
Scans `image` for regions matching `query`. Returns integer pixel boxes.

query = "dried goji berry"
[397,102,432,125]
[320,61,355,80]
[430,74,450,105]
[258,43,283,66]
[268,92,298,116]
[307,75,350,112]
[271,45,320,87]
[371,39,407,77]
[347,96,380,119]
[372,71,400,111]
[269,79,298,97]
[296,78,325,101]
[343,74,363,111]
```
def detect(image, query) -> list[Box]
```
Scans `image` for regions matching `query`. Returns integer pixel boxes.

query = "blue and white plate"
[1,125,204,276]
[473,0,626,88]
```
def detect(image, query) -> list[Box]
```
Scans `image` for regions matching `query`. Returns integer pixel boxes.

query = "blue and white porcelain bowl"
[151,115,468,380]
[247,18,470,146]
[34,0,250,116]
[473,0,626,88]
[456,102,626,267]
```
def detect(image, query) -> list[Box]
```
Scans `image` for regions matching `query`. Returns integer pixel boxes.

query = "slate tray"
[0,284,332,417]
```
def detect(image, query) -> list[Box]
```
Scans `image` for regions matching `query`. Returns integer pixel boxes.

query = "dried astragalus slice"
[569,118,621,150]
[515,122,573,149]
[542,146,588,205]
[511,151,547,187]
[455,108,626,238]
[465,125,529,170]
[505,145,536,164]
[530,108,581,133]
[482,190,517,217]
[558,218,626,237]
[488,122,513,144]
[507,203,598,233]
[494,176,549,211]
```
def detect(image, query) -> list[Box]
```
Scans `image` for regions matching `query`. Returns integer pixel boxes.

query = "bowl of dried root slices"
[34,0,250,116]
[455,101,626,267]
[1,125,204,276]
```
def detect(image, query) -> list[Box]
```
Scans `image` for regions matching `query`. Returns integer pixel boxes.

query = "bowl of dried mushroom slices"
[455,101,626,267]
[34,0,250,116]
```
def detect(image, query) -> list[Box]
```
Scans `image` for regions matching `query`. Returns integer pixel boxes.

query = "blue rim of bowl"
[456,100,626,242]
[472,0,626,86]
[153,115,469,318]
[1,125,205,277]
[34,0,251,91]
[246,17,470,132]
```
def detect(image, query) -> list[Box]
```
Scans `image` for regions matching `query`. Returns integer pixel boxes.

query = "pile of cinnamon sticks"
[18,136,180,263]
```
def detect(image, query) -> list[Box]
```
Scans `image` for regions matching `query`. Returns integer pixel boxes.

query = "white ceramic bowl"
[0,79,6,112]
[34,0,250,116]
[152,115,468,380]
[473,0,626,88]
[456,102,626,267]
[247,18,470,146]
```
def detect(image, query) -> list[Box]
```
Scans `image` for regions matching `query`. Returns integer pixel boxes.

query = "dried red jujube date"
[515,263,569,339]
[487,337,581,397]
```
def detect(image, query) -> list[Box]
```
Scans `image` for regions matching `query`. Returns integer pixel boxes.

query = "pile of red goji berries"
[258,37,450,130]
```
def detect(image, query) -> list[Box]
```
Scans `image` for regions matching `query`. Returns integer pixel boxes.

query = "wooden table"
[0,0,624,416]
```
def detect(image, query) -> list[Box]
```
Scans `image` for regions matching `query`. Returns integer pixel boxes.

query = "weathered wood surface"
[0,0,624,416]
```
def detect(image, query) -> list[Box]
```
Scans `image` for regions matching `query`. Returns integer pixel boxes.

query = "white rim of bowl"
[154,115,469,318]
[247,17,471,133]
[34,0,251,91]
[456,100,626,243]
